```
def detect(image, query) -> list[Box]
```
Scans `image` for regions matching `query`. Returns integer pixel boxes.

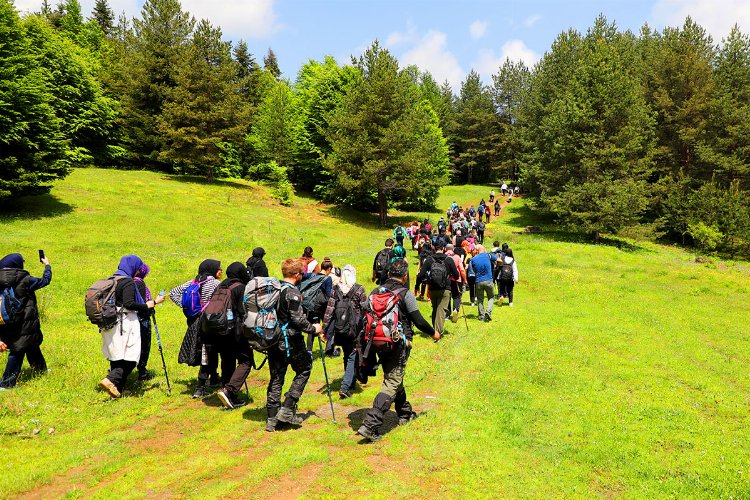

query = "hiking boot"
[192,385,207,399]
[398,412,418,426]
[339,389,352,399]
[357,425,382,442]
[99,378,121,399]
[276,406,303,426]
[137,372,153,382]
[450,310,459,323]
[265,417,278,432]
[484,313,492,322]
[217,389,235,409]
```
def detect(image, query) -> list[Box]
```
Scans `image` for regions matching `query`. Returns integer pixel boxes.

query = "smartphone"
[38,249,45,262]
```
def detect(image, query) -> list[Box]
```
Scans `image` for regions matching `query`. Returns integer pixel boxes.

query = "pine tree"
[492,59,530,181]
[91,0,114,36]
[263,47,280,78]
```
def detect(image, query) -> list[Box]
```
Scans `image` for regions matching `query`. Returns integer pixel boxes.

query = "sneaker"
[99,378,121,399]
[484,313,492,322]
[339,389,352,399]
[356,425,382,442]
[450,310,459,323]
[192,385,206,399]
[229,391,248,409]
[509,302,514,307]
[398,412,418,426]
[217,389,234,409]
[265,417,278,432]
[137,372,153,382]
[276,406,303,426]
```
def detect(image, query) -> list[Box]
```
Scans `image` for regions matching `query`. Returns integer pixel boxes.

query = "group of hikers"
[0,190,518,442]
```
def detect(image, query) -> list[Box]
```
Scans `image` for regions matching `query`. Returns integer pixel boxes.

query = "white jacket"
[101,308,141,362]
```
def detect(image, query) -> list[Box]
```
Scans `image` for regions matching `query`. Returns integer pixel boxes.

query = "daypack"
[395,226,404,238]
[477,221,486,232]
[243,277,289,354]
[428,255,451,289]
[0,286,23,326]
[478,204,485,214]
[500,258,515,281]
[333,284,363,339]
[181,278,208,319]
[374,249,391,280]
[199,282,243,338]
[300,274,329,320]
[437,220,447,232]
[361,287,404,356]
[84,276,125,329]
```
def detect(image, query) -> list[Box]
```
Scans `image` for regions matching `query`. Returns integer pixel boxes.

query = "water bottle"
[226,307,234,321]
[158,289,165,306]
[201,344,208,365]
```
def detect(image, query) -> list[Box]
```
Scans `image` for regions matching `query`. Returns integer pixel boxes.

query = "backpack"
[477,221,486,231]
[478,204,485,214]
[243,277,289,354]
[333,284,363,339]
[181,278,208,319]
[84,276,125,329]
[374,249,391,279]
[0,286,23,326]
[361,287,404,356]
[300,274,329,320]
[428,255,451,289]
[395,226,404,238]
[437,220,446,232]
[500,258,515,281]
[199,282,243,338]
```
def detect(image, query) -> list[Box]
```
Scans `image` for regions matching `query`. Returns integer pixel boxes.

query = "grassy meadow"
[0,168,749,498]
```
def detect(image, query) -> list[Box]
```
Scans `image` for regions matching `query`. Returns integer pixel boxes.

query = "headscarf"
[115,254,146,304]
[0,253,24,269]
[251,247,266,259]
[339,264,357,294]
[226,261,250,285]
[133,263,152,301]
[392,245,406,259]
[196,259,221,281]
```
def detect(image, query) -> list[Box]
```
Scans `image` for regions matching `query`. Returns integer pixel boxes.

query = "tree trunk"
[378,189,387,226]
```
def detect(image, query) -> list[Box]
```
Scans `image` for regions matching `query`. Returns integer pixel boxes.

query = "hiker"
[494,199,501,217]
[445,244,467,323]
[216,262,255,410]
[0,253,52,389]
[501,182,508,196]
[299,246,320,274]
[416,240,459,334]
[476,219,486,244]
[99,255,164,398]
[489,189,495,202]
[266,258,323,431]
[134,262,154,381]
[169,259,224,398]
[321,264,366,399]
[477,203,485,222]
[393,224,406,248]
[301,261,333,353]
[498,248,519,307]
[472,245,497,322]
[246,247,269,278]
[372,238,395,285]
[485,206,490,223]
[357,259,441,442]
[466,252,477,305]
[414,239,433,300]
[494,243,507,296]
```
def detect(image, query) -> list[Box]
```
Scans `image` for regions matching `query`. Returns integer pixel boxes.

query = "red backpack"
[361,286,405,356]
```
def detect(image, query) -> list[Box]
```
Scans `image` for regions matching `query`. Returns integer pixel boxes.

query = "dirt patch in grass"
[17,456,104,500]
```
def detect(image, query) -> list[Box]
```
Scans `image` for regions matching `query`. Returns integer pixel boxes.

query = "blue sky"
[15,0,750,90]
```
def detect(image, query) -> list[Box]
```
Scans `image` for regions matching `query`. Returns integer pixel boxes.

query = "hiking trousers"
[266,334,313,418]
[500,280,515,304]
[0,345,46,388]
[362,345,413,432]
[476,280,495,319]
[450,281,463,313]
[107,359,136,393]
[137,317,151,377]
[225,339,255,395]
[429,288,451,333]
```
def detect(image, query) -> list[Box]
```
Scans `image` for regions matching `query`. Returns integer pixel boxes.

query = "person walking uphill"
[472,245,497,322]
[357,259,441,442]
[266,258,323,432]
[246,247,268,279]
[416,240,459,334]
[99,255,164,398]
[0,253,52,389]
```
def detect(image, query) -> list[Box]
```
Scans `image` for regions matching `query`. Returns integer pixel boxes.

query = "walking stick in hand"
[317,335,337,423]
[151,310,172,393]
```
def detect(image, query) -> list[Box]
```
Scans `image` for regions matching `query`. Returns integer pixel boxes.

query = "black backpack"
[477,221,486,231]
[333,284,363,339]
[428,255,450,289]
[374,249,391,279]
[199,282,243,338]
[300,274,329,320]
[500,258,514,281]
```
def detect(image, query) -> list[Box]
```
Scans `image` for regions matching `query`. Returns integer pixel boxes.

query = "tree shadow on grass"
[503,203,648,253]
[325,205,443,231]
[0,193,74,221]
[158,174,257,191]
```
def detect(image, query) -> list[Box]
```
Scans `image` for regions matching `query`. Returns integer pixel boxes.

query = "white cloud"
[14,0,140,19]
[399,30,464,89]
[523,14,541,28]
[652,0,750,40]
[386,22,418,46]
[473,40,539,80]
[469,20,488,39]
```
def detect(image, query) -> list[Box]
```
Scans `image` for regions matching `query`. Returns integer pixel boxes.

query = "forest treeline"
[1,0,748,253]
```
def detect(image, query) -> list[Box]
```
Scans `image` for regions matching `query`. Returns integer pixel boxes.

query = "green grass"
[1,168,749,497]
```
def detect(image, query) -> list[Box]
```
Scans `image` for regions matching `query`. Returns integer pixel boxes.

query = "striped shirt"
[168,277,221,308]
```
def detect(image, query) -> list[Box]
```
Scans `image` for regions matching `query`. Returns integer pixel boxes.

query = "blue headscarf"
[115,255,146,304]
[0,253,24,269]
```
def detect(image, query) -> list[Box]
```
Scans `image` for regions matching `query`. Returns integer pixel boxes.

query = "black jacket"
[246,257,268,278]
[416,253,459,291]
[277,283,316,338]
[0,266,52,351]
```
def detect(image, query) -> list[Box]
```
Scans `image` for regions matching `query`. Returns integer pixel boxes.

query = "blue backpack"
[181,278,208,318]
[0,286,23,326]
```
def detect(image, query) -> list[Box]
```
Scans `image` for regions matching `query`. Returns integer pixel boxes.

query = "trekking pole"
[151,310,172,393]
[461,303,470,331]
[317,335,337,423]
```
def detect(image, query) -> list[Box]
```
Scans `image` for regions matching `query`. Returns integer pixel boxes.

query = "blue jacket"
[471,252,496,283]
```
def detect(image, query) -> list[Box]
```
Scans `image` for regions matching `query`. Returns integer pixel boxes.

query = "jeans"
[0,345,47,388]
[340,342,357,393]
[476,280,495,319]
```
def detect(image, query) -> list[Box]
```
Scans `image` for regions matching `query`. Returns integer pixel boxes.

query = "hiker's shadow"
[241,406,316,431]
[346,408,399,440]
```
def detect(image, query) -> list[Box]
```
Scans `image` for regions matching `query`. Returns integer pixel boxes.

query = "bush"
[247,161,294,206]
[687,221,723,253]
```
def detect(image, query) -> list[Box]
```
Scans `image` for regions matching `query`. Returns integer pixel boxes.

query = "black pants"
[362,345,412,432]
[225,339,255,395]
[467,276,476,303]
[477,230,484,244]
[266,334,313,418]
[198,339,236,387]
[0,344,46,388]
[414,281,427,298]
[500,280,515,303]
[450,280,463,313]
[137,317,151,376]
[107,359,137,393]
